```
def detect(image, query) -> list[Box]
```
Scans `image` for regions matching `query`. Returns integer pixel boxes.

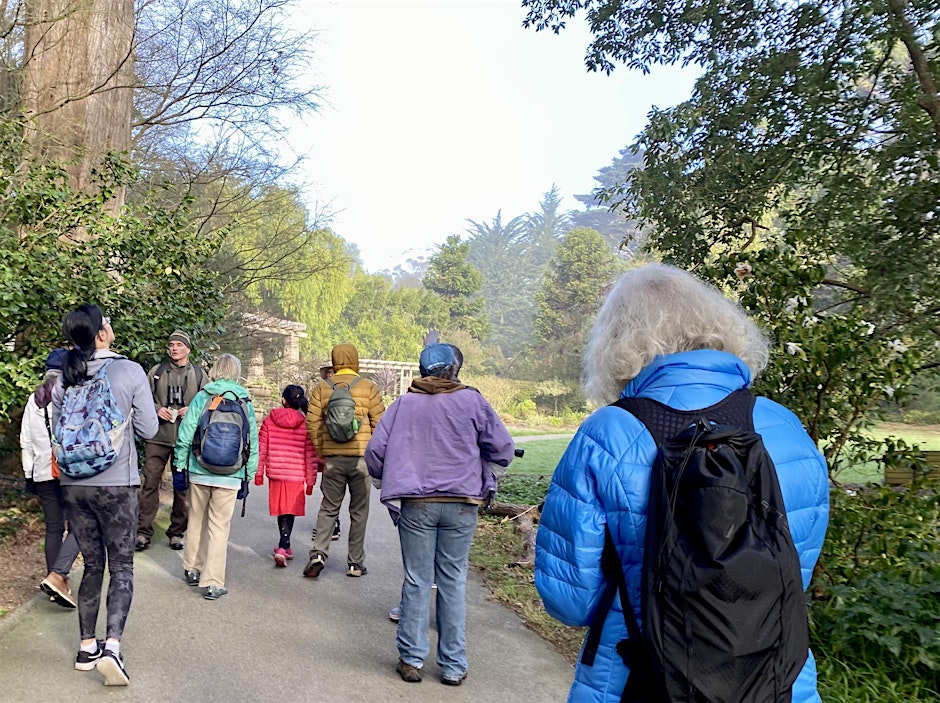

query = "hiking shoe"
[74,641,105,671]
[303,552,326,578]
[388,606,400,622]
[396,659,422,683]
[168,536,184,551]
[203,585,228,600]
[184,569,200,586]
[134,537,149,552]
[331,519,341,541]
[273,548,288,568]
[346,563,367,577]
[442,672,467,686]
[96,649,129,686]
[40,572,76,608]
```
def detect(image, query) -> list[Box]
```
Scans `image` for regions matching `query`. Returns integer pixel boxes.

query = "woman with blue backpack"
[50,304,158,687]
[174,353,258,601]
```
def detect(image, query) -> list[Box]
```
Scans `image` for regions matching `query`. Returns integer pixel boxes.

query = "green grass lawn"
[508,438,570,475]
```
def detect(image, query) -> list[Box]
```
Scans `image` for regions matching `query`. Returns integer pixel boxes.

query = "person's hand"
[254,474,264,486]
[177,405,189,418]
[305,484,313,496]
[157,407,174,422]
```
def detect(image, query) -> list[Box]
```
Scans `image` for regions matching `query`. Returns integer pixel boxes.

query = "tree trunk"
[23,0,134,208]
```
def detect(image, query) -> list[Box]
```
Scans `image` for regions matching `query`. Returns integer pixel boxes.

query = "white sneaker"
[97,649,129,686]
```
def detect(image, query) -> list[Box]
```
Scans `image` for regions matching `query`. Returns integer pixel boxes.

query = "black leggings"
[35,479,81,575]
[61,485,137,641]
[277,514,295,549]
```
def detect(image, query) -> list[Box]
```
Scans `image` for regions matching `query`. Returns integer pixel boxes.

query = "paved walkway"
[0,473,574,701]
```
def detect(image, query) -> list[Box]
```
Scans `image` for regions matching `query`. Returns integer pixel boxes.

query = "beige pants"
[183,483,238,588]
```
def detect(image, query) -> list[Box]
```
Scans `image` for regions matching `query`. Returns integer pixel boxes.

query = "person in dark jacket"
[365,343,515,686]
[534,264,829,703]
[136,330,206,552]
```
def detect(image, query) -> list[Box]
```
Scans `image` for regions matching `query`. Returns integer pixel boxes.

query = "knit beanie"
[168,330,192,349]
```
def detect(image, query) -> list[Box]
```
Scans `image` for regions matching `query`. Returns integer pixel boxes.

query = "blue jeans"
[396,500,478,677]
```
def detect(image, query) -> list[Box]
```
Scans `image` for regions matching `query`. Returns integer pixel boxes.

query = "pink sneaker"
[284,548,294,560]
[273,548,288,568]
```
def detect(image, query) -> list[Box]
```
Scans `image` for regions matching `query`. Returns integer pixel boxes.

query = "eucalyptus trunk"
[23,0,134,209]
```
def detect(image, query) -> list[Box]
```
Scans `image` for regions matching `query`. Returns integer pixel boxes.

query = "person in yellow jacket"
[304,344,384,578]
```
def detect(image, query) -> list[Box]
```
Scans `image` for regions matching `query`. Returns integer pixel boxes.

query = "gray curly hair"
[583,264,770,406]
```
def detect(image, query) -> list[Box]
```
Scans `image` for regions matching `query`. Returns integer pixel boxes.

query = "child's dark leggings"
[277,514,295,549]
[61,485,137,641]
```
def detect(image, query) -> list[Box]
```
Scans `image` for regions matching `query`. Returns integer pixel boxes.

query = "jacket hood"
[267,406,305,429]
[331,344,359,373]
[408,377,466,394]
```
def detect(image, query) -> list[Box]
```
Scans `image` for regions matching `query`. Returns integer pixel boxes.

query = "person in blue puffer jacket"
[534,264,829,703]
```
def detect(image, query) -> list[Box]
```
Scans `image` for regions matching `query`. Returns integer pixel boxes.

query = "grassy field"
[507,438,571,475]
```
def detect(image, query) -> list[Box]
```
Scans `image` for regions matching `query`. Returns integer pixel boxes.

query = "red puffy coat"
[258,407,317,486]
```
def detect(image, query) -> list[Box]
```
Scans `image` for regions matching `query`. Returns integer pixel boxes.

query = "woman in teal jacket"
[534,265,829,703]
[174,354,258,600]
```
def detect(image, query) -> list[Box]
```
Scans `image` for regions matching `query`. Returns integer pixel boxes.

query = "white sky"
[290,0,698,272]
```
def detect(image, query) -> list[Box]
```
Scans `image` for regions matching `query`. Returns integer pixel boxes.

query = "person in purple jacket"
[365,343,515,687]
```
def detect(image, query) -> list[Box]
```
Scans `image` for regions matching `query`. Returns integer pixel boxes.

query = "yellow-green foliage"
[464,375,529,415]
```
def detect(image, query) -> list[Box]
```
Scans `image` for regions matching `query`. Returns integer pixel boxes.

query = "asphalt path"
[0,449,575,702]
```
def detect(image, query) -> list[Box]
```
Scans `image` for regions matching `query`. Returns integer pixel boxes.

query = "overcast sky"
[291,1,697,272]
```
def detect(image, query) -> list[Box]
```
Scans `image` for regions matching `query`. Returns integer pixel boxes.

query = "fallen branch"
[484,502,540,568]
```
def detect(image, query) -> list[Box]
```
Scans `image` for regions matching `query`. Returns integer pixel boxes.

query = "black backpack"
[582,389,808,703]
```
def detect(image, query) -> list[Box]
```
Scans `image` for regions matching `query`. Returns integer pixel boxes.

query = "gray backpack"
[324,377,361,442]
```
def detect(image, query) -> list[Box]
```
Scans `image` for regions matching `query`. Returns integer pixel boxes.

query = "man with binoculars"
[136,330,206,552]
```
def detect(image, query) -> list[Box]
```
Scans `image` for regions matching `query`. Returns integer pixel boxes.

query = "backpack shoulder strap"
[581,528,646,683]
[153,360,169,380]
[328,376,360,391]
[613,388,755,445]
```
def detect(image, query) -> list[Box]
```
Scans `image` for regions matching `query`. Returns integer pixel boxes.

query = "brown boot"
[40,572,76,608]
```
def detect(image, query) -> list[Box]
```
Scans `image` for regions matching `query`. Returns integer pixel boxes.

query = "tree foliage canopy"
[424,234,490,341]
[0,123,223,420]
[533,227,620,384]
[524,0,940,474]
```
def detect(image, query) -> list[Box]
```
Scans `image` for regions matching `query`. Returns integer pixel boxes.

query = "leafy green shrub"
[902,409,940,425]
[467,375,529,416]
[512,398,539,421]
[496,474,551,506]
[811,485,940,698]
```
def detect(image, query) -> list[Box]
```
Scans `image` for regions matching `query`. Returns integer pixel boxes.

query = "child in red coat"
[255,385,320,566]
